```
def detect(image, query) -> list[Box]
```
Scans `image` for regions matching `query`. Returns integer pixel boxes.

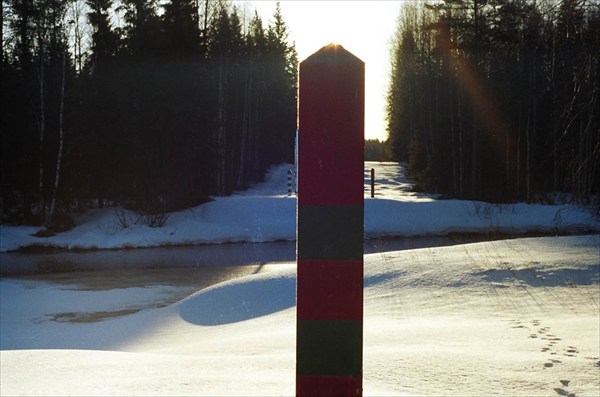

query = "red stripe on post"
[297,375,362,397]
[297,260,363,321]
[298,46,365,207]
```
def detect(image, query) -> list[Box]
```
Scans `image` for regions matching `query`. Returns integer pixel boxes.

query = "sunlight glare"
[245,1,402,141]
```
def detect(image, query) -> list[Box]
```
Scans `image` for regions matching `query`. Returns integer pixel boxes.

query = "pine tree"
[86,0,119,69]
[163,0,200,56]
[263,2,297,170]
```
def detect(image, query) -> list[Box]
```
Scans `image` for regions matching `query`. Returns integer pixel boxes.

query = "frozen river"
[0,234,514,277]
[0,235,511,301]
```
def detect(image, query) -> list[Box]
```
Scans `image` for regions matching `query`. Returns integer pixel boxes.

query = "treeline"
[365,139,392,161]
[387,0,599,202]
[1,0,297,228]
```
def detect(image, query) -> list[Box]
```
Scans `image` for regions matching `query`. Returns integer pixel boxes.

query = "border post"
[296,44,365,396]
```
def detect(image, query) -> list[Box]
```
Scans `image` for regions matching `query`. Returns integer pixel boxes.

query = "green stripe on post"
[297,319,363,376]
[297,205,363,261]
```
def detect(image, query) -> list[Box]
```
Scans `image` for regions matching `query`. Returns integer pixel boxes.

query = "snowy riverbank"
[1,162,598,252]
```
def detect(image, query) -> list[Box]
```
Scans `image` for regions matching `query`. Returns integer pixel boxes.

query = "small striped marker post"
[296,44,364,396]
[288,170,294,196]
[371,168,375,198]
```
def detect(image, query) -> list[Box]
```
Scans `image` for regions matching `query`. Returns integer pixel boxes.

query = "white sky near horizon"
[241,1,403,141]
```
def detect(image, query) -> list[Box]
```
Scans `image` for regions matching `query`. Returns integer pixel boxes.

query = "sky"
[242,1,403,141]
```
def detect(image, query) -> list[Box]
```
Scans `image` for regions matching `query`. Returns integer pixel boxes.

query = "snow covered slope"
[1,235,599,396]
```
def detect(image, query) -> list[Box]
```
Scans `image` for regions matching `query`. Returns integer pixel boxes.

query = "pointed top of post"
[302,43,364,65]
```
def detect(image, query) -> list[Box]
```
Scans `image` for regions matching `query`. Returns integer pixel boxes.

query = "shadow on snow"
[178,274,296,326]
[475,264,600,287]
[178,270,399,326]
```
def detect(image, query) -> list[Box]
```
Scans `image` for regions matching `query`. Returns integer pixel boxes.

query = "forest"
[1,0,297,229]
[387,0,599,203]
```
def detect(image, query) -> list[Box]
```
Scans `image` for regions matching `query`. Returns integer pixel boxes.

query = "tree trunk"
[550,27,559,193]
[516,107,522,198]
[237,61,253,190]
[450,78,458,195]
[48,51,66,227]
[470,0,480,198]
[457,83,465,198]
[216,54,227,196]
[38,44,46,222]
[525,111,531,202]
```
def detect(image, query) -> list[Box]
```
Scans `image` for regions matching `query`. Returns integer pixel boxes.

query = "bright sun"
[241,1,402,141]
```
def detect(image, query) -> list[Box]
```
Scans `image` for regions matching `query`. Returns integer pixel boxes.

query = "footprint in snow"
[554,388,576,397]
[509,319,528,329]
[564,347,579,357]
[555,380,577,397]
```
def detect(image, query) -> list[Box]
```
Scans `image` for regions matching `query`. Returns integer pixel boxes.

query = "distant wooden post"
[370,168,375,198]
[296,44,364,396]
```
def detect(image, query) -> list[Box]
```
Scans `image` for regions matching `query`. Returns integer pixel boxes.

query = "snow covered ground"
[1,236,598,396]
[1,162,599,396]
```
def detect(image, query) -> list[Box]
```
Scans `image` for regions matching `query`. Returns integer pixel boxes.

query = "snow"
[1,162,599,396]
[0,162,597,252]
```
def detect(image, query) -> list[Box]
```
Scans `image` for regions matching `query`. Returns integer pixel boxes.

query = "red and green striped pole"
[296,44,364,396]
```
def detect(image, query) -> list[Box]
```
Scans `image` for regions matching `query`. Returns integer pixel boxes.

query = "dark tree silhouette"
[387,0,599,202]
[2,0,298,225]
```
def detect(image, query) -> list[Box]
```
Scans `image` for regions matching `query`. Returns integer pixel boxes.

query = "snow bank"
[366,199,597,237]
[1,162,598,252]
